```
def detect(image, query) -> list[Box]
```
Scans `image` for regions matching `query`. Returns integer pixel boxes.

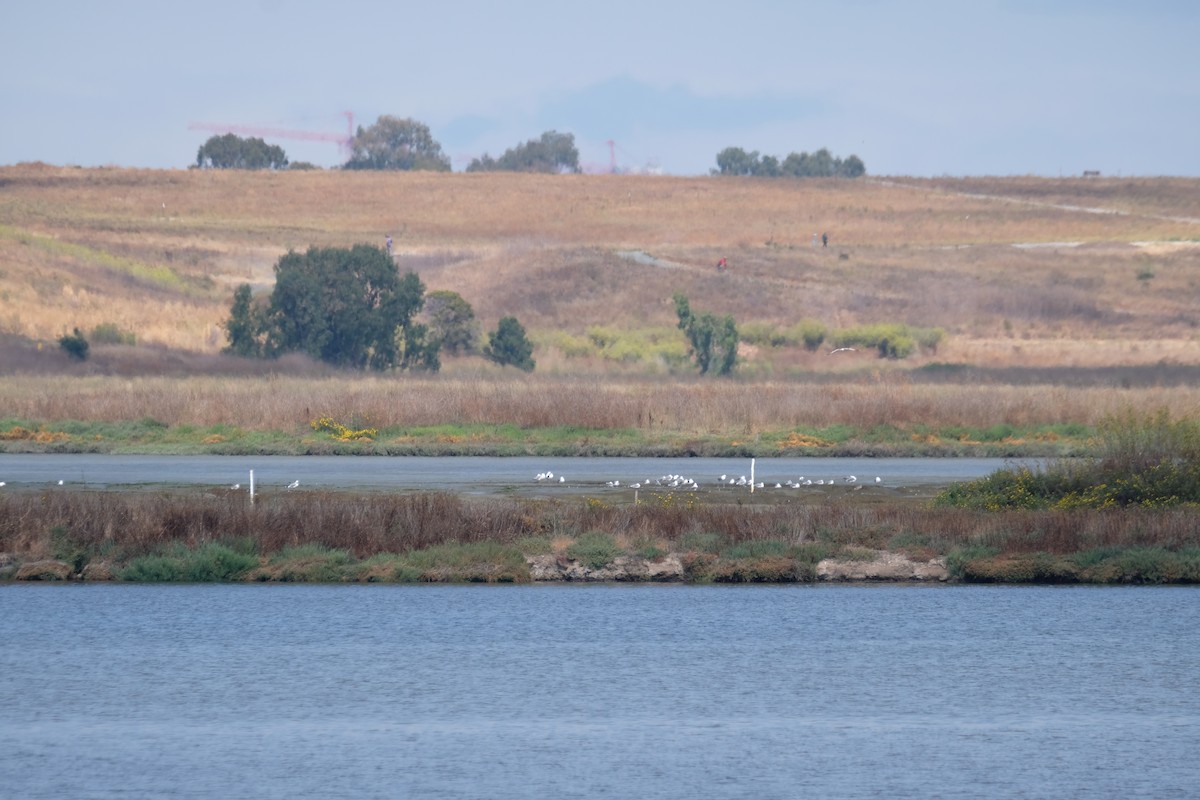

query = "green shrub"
[399,541,530,582]
[121,554,185,582]
[938,410,1200,510]
[831,323,943,359]
[90,322,136,346]
[679,530,726,555]
[722,539,790,559]
[269,544,352,582]
[566,531,622,569]
[58,328,89,360]
[181,543,258,582]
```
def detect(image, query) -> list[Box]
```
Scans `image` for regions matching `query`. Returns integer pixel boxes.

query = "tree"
[466,131,581,174]
[58,328,89,361]
[261,244,435,371]
[483,316,535,372]
[714,147,761,176]
[423,290,479,355]
[344,116,450,171]
[222,284,267,357]
[673,293,738,376]
[717,145,867,178]
[196,134,288,169]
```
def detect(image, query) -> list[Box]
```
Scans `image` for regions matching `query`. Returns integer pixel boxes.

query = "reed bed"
[3,490,1198,583]
[3,373,1200,434]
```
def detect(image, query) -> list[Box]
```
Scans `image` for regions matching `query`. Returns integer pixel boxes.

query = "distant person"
[385,234,393,256]
[716,257,727,272]
[822,232,828,248]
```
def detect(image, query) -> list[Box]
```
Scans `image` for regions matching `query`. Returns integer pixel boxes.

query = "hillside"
[2,163,1199,376]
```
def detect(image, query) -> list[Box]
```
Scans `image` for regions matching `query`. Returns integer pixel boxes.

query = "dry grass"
[4,490,1198,571]
[3,371,1200,434]
[2,164,1198,348]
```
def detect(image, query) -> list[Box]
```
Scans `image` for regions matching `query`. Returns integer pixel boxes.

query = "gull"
[559,476,565,483]
[0,481,5,487]
[774,483,783,489]
[286,480,300,490]
[875,477,882,484]
[231,483,240,490]
[606,480,620,487]
[630,483,641,489]
[57,480,64,485]
[828,347,856,355]
[845,475,857,483]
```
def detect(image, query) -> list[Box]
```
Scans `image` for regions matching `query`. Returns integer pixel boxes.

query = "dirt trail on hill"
[873,178,1200,227]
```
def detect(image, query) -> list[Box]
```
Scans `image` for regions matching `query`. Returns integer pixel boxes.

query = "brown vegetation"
[2,164,1200,439]
[3,490,1197,583]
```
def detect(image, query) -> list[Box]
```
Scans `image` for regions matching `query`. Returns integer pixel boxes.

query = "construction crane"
[188,112,356,159]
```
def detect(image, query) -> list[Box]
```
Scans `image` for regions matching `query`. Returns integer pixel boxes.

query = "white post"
[249,469,255,504]
[750,458,756,493]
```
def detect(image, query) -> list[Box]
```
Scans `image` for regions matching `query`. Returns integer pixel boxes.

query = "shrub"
[121,554,184,582]
[566,531,622,569]
[181,543,258,582]
[90,322,136,346]
[58,328,89,360]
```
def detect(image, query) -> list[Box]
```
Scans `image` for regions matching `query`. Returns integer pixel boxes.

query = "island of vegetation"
[1,157,1199,583]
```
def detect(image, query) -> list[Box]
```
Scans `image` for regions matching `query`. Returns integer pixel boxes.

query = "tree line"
[195,116,862,178]
[713,147,865,178]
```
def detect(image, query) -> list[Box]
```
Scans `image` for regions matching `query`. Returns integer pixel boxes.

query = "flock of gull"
[535,471,882,490]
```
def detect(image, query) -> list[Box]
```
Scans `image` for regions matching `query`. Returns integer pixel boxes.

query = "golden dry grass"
[4,372,1200,433]
[2,162,1199,372]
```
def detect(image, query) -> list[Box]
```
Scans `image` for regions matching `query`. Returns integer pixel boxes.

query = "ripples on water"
[1,584,1197,799]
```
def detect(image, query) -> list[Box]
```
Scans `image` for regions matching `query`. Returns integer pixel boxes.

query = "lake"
[1,584,1197,798]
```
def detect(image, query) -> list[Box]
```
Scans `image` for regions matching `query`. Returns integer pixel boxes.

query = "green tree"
[221,284,267,357]
[714,147,761,176]
[423,290,479,355]
[344,116,451,171]
[483,316,535,372]
[466,131,581,174]
[196,134,288,169]
[673,293,738,376]
[58,327,89,361]
[262,245,435,371]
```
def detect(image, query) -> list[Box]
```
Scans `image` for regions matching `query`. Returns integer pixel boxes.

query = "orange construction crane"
[189,112,355,158]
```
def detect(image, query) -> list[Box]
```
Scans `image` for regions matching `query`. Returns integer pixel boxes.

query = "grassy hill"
[2,163,1200,453]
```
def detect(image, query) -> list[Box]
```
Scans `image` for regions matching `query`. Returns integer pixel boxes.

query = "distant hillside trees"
[673,293,738,376]
[196,134,288,170]
[466,131,581,174]
[344,116,451,171]
[714,147,864,178]
[222,284,267,357]
[224,245,439,371]
[483,316,536,372]
[423,290,479,355]
[58,328,89,361]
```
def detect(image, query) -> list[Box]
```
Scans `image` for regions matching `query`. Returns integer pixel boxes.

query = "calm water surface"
[2,584,1197,799]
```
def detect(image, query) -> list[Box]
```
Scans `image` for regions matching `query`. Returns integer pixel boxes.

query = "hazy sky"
[4,0,1197,176]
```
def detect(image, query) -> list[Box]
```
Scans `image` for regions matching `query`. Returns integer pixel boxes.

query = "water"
[2,584,1197,799]
[0,454,1038,494]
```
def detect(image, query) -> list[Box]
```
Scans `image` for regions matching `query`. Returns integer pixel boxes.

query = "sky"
[3,0,1198,176]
